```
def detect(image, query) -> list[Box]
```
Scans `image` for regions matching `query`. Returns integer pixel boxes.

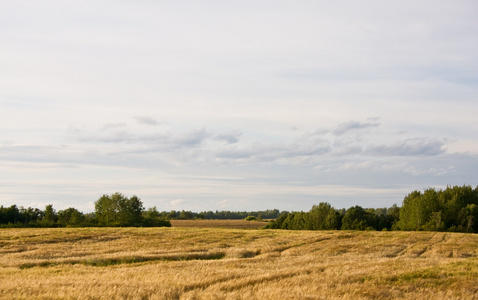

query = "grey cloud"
[101,122,126,131]
[135,116,161,126]
[72,128,213,160]
[333,121,380,136]
[366,138,447,157]
[308,128,331,136]
[216,138,331,163]
[176,128,211,147]
[78,130,134,144]
[216,148,255,159]
[332,145,363,156]
[67,121,446,167]
[287,137,331,157]
[214,131,242,144]
[330,133,366,156]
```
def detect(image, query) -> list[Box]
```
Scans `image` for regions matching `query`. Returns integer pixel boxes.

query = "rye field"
[1,223,478,299]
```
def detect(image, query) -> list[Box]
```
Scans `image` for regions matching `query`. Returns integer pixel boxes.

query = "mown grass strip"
[19,252,226,269]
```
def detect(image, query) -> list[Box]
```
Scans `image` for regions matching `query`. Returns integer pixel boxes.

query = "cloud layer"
[1,0,477,211]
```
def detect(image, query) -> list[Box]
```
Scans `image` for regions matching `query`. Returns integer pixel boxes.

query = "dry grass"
[171,219,267,229]
[1,228,478,299]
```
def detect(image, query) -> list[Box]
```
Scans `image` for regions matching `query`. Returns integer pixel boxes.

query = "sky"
[1,1,478,213]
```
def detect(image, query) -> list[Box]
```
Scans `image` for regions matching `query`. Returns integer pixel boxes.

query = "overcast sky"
[1,1,477,212]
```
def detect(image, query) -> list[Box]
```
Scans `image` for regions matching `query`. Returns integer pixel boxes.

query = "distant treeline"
[1,185,478,232]
[265,185,478,233]
[0,193,284,228]
[0,193,171,228]
[163,209,286,220]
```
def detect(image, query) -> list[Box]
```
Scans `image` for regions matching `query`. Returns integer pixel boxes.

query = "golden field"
[170,219,267,229]
[1,225,478,299]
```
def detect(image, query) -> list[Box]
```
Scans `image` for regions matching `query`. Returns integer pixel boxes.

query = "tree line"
[1,185,478,232]
[265,185,478,233]
[0,193,170,228]
[157,209,286,221]
[0,195,286,228]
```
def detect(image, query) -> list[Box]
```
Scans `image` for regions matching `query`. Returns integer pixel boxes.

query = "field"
[1,224,478,299]
[170,219,267,229]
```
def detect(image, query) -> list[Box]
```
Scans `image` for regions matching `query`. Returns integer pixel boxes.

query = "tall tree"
[42,204,57,226]
[95,194,120,226]
[95,193,145,226]
[397,190,423,231]
[308,202,340,230]
[58,207,85,226]
[341,206,375,230]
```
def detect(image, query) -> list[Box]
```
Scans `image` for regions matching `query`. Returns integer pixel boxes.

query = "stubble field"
[1,223,478,299]
[170,219,267,229]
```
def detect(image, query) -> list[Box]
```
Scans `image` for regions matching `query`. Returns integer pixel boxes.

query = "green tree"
[41,204,57,226]
[341,206,374,230]
[0,205,21,225]
[308,202,339,230]
[423,211,445,231]
[263,214,289,229]
[94,193,144,226]
[19,207,42,225]
[458,204,478,232]
[440,185,478,230]
[95,194,120,226]
[325,209,342,230]
[396,190,423,230]
[178,210,193,220]
[387,204,401,230]
[143,207,171,227]
[117,195,144,226]
[167,210,178,220]
[281,213,295,229]
[58,207,85,226]
[397,188,442,231]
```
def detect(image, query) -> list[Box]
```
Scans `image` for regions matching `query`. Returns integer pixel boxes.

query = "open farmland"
[1,228,478,299]
[171,219,267,229]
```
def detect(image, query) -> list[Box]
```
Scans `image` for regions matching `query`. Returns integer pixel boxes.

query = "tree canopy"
[2,185,478,232]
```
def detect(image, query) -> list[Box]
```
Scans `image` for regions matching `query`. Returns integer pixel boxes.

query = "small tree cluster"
[94,193,171,227]
[263,202,397,231]
[1,193,170,228]
[95,193,144,226]
[396,185,478,232]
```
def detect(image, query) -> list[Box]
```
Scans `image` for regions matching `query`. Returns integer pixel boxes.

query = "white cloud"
[169,199,184,208]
